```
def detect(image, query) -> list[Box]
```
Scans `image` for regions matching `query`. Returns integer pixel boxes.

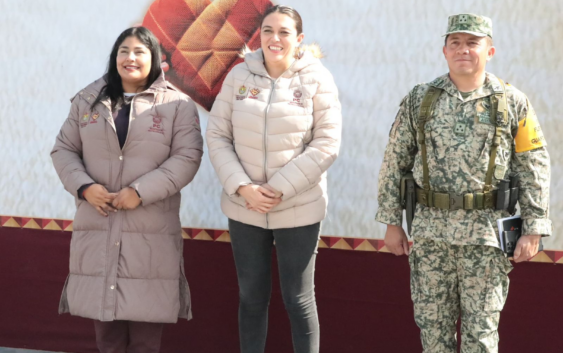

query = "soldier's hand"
[384,224,411,256]
[513,234,541,263]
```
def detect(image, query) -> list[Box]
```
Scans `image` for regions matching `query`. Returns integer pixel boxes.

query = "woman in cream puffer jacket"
[206,44,341,229]
[206,6,341,353]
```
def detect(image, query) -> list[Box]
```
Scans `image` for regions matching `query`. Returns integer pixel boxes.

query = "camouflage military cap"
[444,13,493,38]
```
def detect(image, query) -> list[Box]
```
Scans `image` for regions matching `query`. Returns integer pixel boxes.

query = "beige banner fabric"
[0,0,561,248]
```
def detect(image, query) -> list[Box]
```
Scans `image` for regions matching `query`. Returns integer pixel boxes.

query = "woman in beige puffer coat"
[206,5,341,353]
[51,27,203,353]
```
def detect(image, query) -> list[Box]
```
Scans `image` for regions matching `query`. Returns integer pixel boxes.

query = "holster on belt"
[495,175,520,214]
[507,175,520,215]
[400,172,416,235]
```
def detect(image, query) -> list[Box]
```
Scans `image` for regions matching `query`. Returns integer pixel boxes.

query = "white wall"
[0,0,561,249]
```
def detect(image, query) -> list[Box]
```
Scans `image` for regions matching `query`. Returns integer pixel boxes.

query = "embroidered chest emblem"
[289,89,304,107]
[236,85,248,100]
[148,115,165,135]
[476,100,492,124]
[90,112,99,124]
[248,88,260,99]
[80,113,90,128]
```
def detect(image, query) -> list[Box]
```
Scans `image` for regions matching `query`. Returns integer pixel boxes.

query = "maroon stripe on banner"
[1,227,563,352]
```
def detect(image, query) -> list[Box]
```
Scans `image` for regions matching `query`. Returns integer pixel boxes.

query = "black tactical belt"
[416,187,498,210]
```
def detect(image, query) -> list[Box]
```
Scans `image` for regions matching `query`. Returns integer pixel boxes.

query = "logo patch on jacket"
[90,112,99,124]
[476,100,492,124]
[80,113,90,128]
[289,89,304,107]
[248,88,260,99]
[236,85,247,100]
[148,115,165,135]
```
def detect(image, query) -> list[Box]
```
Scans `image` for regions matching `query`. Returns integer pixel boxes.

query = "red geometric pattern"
[142,0,274,111]
[2,215,561,264]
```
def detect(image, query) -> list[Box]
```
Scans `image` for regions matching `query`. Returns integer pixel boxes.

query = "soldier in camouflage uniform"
[375,14,551,353]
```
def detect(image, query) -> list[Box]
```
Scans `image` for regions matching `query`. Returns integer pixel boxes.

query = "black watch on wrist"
[131,187,142,202]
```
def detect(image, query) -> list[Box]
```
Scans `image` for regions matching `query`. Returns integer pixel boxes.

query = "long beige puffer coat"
[51,73,203,323]
[206,45,342,229]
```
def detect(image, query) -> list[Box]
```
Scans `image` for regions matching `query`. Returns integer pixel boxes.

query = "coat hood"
[242,43,325,78]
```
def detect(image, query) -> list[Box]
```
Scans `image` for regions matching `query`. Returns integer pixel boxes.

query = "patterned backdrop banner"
[0,0,561,250]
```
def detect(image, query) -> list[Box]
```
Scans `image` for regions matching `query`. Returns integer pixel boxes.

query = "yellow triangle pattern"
[354,241,377,252]
[215,232,231,242]
[329,238,353,250]
[23,219,41,229]
[529,252,553,264]
[378,245,391,253]
[43,220,62,231]
[3,214,563,264]
[2,218,20,228]
[193,230,213,241]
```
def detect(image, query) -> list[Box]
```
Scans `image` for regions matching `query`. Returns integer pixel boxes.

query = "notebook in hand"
[497,215,543,257]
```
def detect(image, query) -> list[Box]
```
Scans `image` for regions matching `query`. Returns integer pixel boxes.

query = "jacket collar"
[82,72,169,105]
[428,72,502,101]
[243,45,322,79]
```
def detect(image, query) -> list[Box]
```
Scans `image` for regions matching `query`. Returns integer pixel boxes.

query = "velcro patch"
[515,103,546,153]
[494,164,507,180]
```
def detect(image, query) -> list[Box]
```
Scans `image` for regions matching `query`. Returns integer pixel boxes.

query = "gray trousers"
[229,219,321,353]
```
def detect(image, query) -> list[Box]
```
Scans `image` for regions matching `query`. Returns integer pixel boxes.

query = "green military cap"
[444,13,493,38]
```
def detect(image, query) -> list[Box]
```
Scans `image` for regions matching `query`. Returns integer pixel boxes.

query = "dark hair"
[261,5,303,35]
[444,34,493,47]
[91,27,162,111]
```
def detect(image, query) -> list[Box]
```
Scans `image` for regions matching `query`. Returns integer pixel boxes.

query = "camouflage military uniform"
[375,14,551,353]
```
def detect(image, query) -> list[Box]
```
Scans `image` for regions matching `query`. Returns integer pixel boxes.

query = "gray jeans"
[228,219,321,353]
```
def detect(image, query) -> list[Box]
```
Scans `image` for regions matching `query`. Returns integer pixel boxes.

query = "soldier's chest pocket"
[423,121,449,156]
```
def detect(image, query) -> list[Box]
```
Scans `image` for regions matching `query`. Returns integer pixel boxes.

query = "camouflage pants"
[409,238,513,353]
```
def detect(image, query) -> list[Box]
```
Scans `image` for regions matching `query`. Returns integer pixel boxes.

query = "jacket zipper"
[120,94,137,153]
[261,63,297,228]
[263,79,278,228]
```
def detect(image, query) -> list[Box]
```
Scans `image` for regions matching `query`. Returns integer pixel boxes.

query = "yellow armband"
[515,103,546,153]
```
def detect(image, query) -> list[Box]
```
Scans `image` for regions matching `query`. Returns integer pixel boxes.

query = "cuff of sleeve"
[129,183,157,206]
[267,173,297,201]
[375,208,403,226]
[522,218,552,237]
[77,183,95,200]
[224,172,252,197]
[77,183,94,200]
[70,175,96,199]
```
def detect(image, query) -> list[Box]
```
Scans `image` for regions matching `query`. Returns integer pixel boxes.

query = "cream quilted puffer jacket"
[206,45,342,229]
